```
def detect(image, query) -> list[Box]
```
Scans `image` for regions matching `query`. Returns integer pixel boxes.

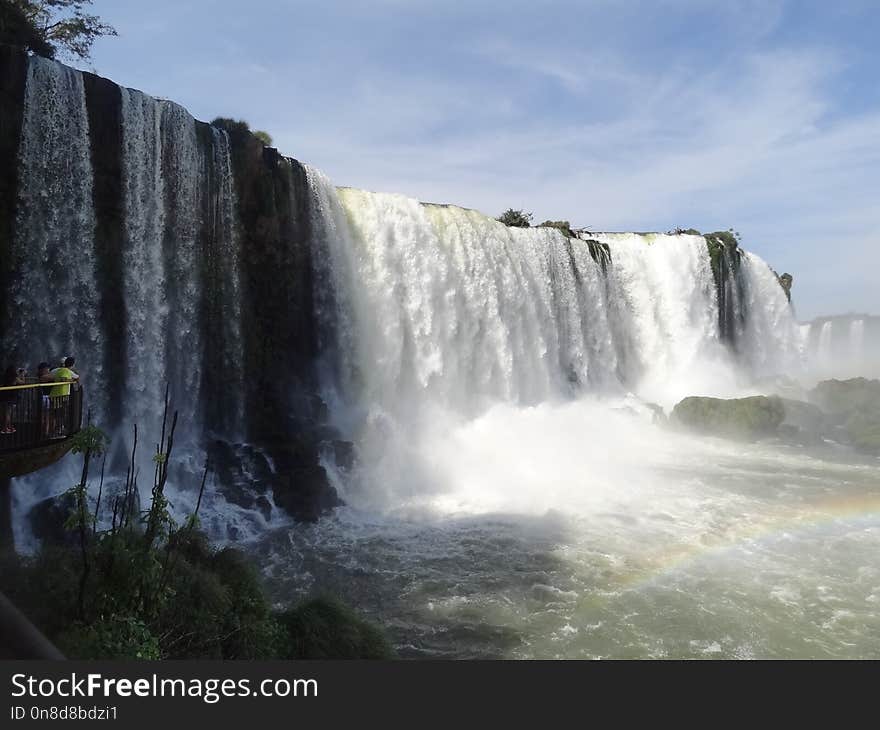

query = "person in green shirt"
[49,356,79,397]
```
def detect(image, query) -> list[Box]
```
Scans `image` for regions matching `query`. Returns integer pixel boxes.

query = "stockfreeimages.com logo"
[11,673,317,704]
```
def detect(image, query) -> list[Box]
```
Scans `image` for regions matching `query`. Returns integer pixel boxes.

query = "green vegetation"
[210,117,252,145]
[277,596,395,659]
[497,208,533,228]
[253,130,273,147]
[210,118,274,148]
[672,395,785,440]
[703,229,742,280]
[0,399,393,660]
[538,220,574,238]
[669,228,702,236]
[0,1,116,61]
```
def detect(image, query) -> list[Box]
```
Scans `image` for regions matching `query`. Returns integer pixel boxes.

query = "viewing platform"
[0,383,84,479]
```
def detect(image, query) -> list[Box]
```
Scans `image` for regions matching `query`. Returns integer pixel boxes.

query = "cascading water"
[204,126,245,437]
[736,251,805,378]
[7,56,105,418]
[311,182,802,418]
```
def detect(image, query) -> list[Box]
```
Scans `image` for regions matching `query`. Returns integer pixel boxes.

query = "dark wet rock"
[28,492,77,547]
[328,439,356,471]
[208,436,342,522]
[672,395,785,440]
[271,463,341,523]
[776,272,793,301]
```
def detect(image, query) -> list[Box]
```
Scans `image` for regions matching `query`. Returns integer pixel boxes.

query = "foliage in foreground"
[0,398,392,660]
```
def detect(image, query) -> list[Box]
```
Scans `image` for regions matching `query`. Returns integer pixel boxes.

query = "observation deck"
[0,382,84,479]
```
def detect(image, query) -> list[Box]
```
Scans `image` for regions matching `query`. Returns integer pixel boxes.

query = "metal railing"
[0,382,84,454]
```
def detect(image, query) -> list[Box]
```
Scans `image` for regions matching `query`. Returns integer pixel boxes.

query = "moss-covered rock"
[671,395,785,440]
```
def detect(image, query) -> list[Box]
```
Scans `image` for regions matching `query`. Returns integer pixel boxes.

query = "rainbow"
[622,491,880,589]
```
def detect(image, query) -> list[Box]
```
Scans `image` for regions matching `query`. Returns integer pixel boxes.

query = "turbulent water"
[5,56,880,658]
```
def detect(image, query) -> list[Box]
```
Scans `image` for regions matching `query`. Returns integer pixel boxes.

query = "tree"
[0,1,116,61]
[497,208,532,228]
[253,130,273,147]
[211,117,273,148]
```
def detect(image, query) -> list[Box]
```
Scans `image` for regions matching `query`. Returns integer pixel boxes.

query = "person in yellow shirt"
[49,356,80,397]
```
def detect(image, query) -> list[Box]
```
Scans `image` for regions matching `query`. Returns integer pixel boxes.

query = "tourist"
[2,365,19,434]
[49,356,79,397]
[36,362,54,436]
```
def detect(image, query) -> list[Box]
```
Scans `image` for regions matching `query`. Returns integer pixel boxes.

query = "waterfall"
[118,87,244,440]
[3,53,814,537]
[8,56,105,418]
[6,56,251,547]
[592,233,729,404]
[204,126,244,437]
[302,178,806,509]
[308,177,802,421]
[850,319,865,361]
[736,251,805,378]
[310,179,626,418]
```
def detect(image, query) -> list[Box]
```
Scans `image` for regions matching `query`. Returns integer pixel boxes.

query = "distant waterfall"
[8,56,105,418]
[850,319,865,360]
[802,316,879,379]
[817,321,833,369]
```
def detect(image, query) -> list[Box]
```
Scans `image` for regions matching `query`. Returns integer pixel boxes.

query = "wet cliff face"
[0,48,338,522]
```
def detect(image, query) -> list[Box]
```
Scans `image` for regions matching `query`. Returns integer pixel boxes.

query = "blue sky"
[77,0,879,319]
